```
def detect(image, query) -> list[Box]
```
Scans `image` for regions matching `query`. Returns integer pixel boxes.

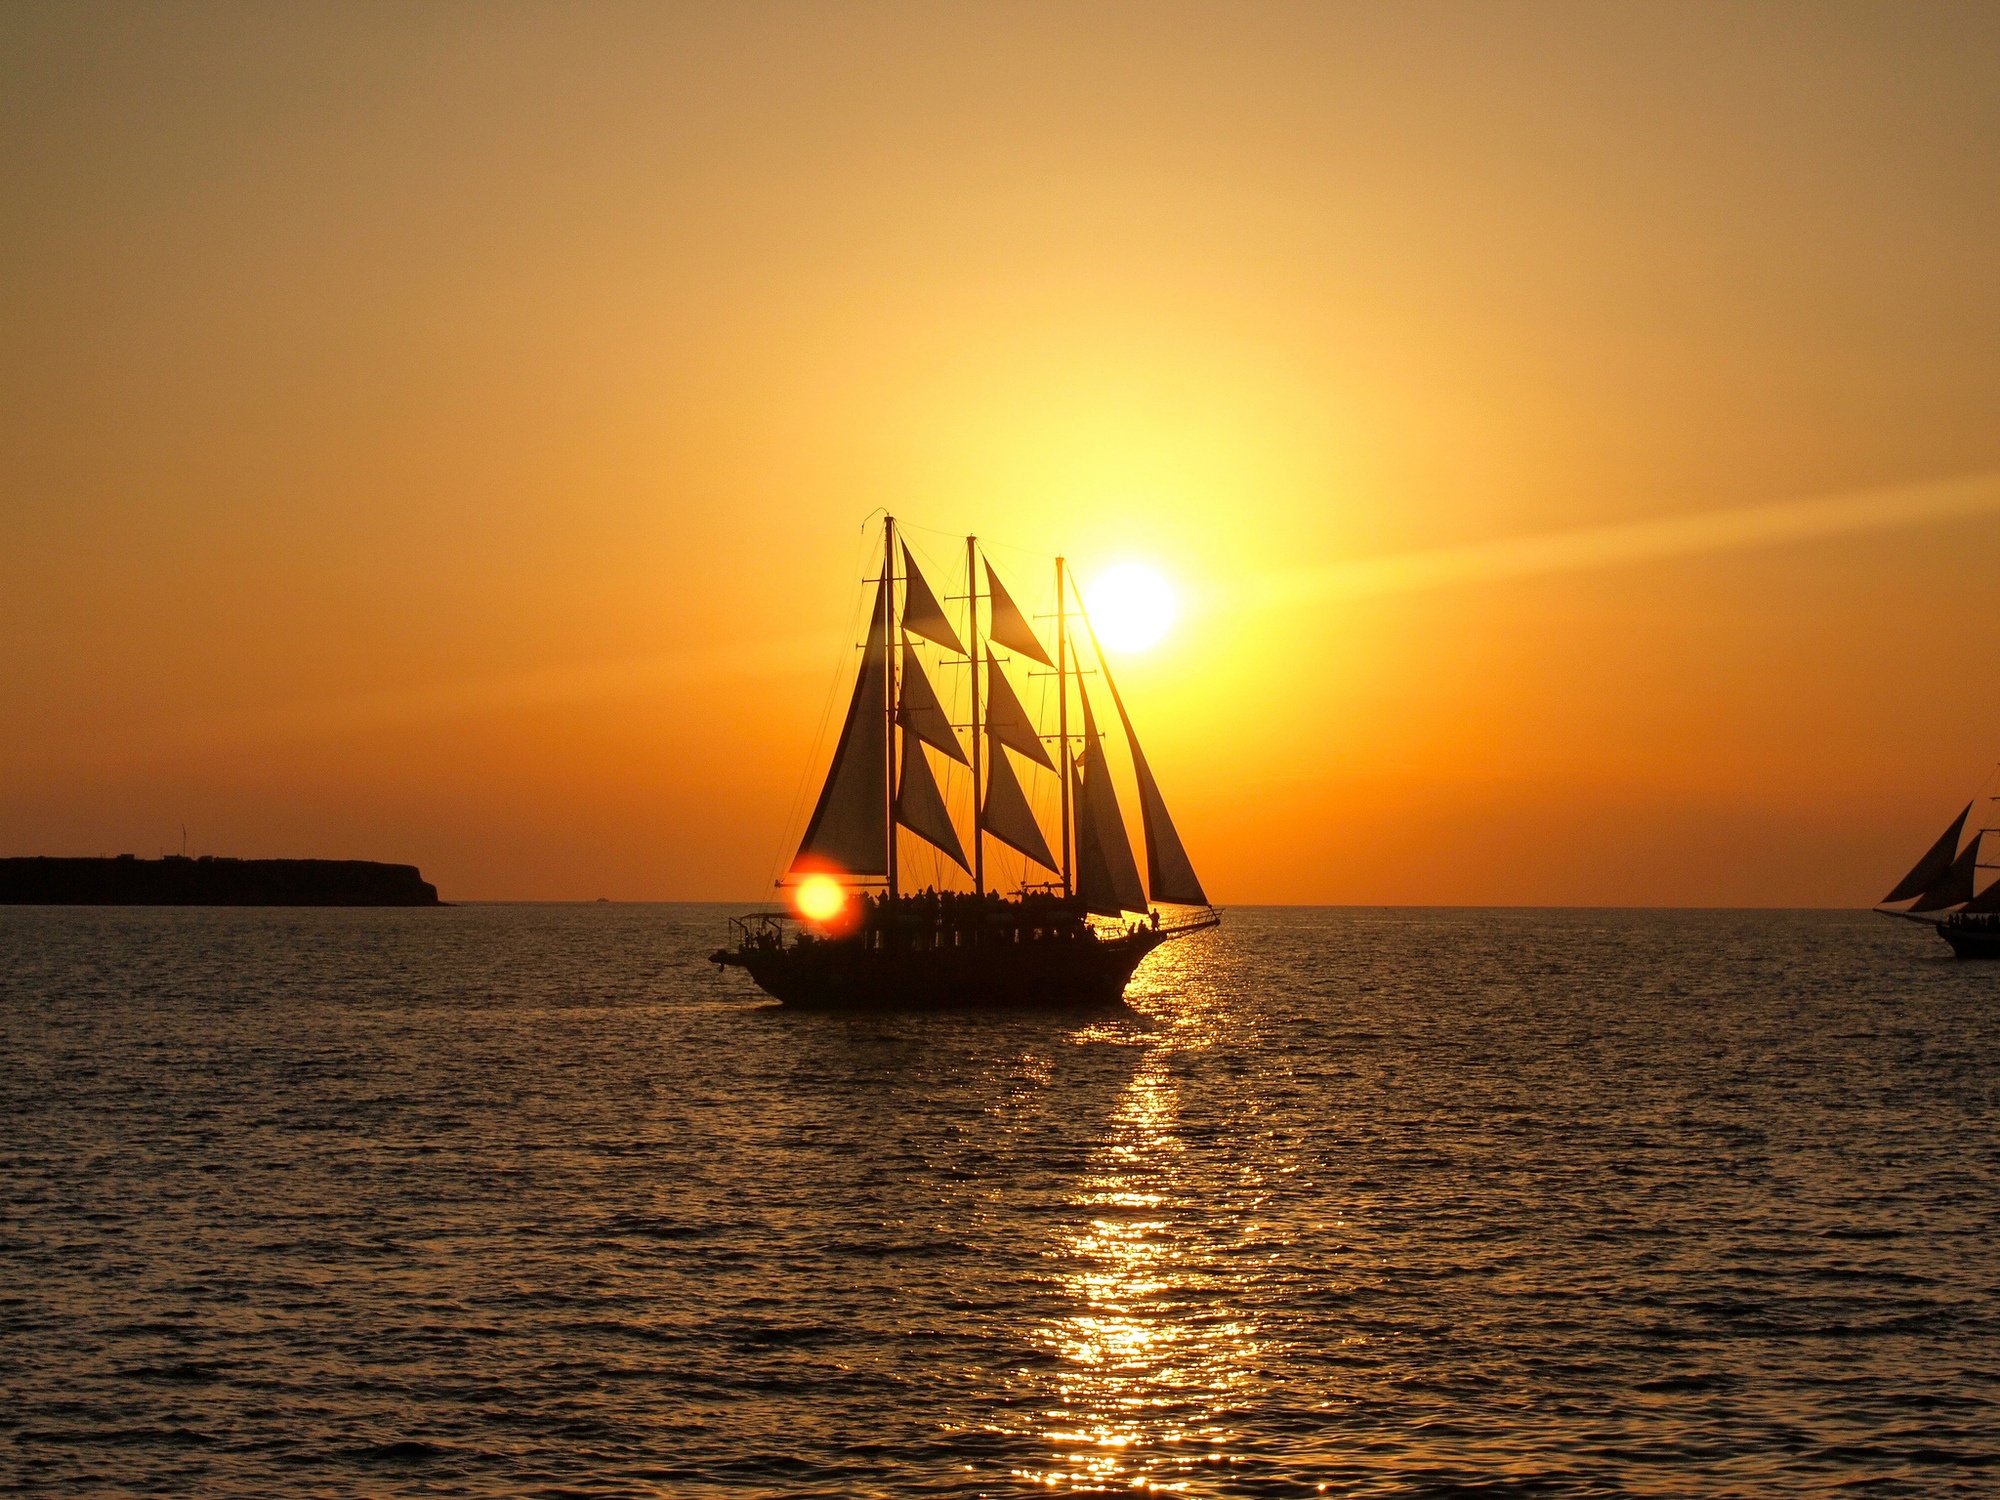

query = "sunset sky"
[4,2,1998,904]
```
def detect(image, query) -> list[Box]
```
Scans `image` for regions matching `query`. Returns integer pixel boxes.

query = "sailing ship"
[1877,793,2000,956]
[711,516,1219,1006]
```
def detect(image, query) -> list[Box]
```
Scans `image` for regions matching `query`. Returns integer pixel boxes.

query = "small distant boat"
[712,516,1219,1007]
[1877,793,2000,956]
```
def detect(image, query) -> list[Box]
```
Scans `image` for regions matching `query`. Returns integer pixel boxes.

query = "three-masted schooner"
[711,516,1219,1006]
[1878,794,2000,957]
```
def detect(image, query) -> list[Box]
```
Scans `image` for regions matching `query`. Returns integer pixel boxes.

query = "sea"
[4,905,1996,1496]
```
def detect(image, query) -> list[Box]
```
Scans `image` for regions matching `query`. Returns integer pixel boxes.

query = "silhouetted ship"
[0,855,440,906]
[1877,797,2000,956]
[713,517,1218,1007]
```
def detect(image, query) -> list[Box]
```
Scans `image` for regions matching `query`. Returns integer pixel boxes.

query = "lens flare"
[1085,564,1175,653]
[792,874,847,923]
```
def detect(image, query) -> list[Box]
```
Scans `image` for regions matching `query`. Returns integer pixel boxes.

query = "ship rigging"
[712,515,1219,1006]
[1878,780,2000,957]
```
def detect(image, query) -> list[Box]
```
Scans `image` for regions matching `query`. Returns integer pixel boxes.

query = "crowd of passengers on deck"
[786,888,1162,948]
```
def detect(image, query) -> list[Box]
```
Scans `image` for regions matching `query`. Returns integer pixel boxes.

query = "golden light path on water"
[1013,937,1278,1492]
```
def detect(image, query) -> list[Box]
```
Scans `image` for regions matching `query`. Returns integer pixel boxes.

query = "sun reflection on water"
[1015,935,1262,1491]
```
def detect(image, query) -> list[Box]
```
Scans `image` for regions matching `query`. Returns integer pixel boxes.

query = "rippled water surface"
[5,905,1998,1495]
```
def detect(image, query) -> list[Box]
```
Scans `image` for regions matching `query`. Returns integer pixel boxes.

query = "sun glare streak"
[1265,470,2000,608]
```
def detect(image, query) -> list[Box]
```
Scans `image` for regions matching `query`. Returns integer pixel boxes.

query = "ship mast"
[1056,555,1072,898]
[967,535,984,896]
[883,514,898,900]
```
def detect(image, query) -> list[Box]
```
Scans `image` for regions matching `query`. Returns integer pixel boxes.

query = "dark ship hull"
[714,925,1177,1009]
[1939,915,2000,959]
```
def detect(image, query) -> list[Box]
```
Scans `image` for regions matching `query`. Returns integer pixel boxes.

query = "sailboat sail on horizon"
[1878,782,2000,956]
[714,515,1219,1007]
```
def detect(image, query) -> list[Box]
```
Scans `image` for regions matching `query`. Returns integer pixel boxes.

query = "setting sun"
[1086,564,1176,654]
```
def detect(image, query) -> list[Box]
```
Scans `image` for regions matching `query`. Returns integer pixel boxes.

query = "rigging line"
[891,517,1057,564]
[764,526,878,896]
[766,548,874,895]
[1025,567,1062,859]
[900,527,956,581]
[934,670,975,893]
[767,511,893,888]
[977,533,1059,564]
[1066,567,1149,844]
[921,631,976,872]
[1942,762,2000,853]
[1874,771,1999,912]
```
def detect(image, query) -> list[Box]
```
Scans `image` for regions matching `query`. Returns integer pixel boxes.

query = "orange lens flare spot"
[792,874,847,923]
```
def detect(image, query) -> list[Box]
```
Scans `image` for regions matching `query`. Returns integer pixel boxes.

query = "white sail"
[791,577,889,877]
[985,658,1053,769]
[1074,687,1147,915]
[1107,686,1208,906]
[896,729,970,873]
[897,636,968,765]
[901,542,965,655]
[984,561,1053,666]
[982,734,1057,871]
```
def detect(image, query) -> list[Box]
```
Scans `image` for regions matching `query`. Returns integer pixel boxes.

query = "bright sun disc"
[793,874,846,923]
[1086,564,1176,653]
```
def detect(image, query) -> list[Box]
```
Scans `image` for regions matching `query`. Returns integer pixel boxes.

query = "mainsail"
[897,728,970,872]
[1073,687,1147,915]
[901,543,965,655]
[1910,832,1981,912]
[982,731,1056,870]
[984,562,1053,666]
[791,576,890,877]
[1883,803,1972,903]
[897,636,967,764]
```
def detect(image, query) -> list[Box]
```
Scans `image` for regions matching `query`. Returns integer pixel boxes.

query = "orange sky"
[4,2,1998,904]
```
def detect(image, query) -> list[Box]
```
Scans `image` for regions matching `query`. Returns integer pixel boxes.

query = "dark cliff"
[0,856,441,906]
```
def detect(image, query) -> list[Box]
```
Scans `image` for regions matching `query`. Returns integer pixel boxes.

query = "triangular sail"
[1103,675,1208,907]
[1074,687,1147,915]
[983,734,1057,871]
[896,730,970,873]
[985,658,1053,769]
[1910,832,1981,912]
[1884,803,1973,902]
[791,577,889,877]
[901,542,965,655]
[897,636,967,765]
[984,561,1053,667]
